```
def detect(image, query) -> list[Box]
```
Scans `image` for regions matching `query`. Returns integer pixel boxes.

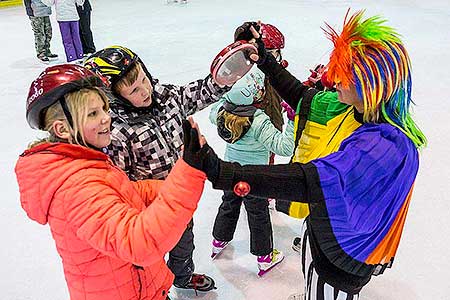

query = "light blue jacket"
[210,99,294,165]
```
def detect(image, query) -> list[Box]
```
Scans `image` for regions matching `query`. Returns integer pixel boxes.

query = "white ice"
[1,0,449,299]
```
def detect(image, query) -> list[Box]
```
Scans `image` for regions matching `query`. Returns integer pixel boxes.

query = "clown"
[182,9,426,300]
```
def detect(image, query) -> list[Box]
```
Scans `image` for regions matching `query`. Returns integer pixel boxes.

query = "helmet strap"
[59,98,74,129]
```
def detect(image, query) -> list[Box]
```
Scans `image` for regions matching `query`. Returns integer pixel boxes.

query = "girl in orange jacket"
[15,64,212,300]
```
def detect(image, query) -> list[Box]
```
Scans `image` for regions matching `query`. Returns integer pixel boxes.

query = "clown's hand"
[247,23,267,65]
[182,117,220,181]
[234,21,260,42]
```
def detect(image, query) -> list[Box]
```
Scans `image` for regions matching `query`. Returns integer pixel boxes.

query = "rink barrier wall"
[0,0,22,8]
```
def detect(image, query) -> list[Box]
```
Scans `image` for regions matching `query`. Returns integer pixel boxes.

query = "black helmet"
[84,45,139,87]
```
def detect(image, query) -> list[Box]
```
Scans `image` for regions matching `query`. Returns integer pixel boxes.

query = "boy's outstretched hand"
[182,117,220,181]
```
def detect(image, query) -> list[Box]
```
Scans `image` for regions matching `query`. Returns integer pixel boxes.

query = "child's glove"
[281,101,296,121]
[182,120,220,181]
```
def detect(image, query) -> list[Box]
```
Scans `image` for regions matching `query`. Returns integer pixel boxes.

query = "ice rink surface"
[1,0,449,299]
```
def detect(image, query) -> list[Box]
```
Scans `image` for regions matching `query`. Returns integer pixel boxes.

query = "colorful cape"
[306,123,418,277]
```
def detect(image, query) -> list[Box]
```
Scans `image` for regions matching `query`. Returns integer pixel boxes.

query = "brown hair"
[113,62,142,94]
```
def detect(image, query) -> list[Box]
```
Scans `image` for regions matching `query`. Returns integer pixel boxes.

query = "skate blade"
[257,256,284,277]
[211,242,229,259]
[211,250,224,260]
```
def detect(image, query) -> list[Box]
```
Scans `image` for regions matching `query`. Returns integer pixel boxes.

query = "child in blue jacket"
[209,68,294,276]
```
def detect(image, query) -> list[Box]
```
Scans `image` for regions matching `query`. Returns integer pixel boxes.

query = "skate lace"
[272,249,280,260]
[190,274,205,296]
[213,239,227,248]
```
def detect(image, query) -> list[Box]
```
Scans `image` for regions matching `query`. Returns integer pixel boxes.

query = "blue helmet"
[224,67,265,106]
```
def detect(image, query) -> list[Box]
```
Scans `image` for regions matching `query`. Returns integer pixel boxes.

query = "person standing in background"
[24,0,58,63]
[42,0,84,62]
[76,0,96,56]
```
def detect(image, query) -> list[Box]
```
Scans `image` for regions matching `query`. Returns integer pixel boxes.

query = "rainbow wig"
[324,10,426,148]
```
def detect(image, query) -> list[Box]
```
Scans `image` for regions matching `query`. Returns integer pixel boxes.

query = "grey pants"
[29,16,52,57]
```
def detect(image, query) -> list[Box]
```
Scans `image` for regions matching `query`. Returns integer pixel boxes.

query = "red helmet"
[26,64,105,130]
[320,71,335,89]
[261,23,285,50]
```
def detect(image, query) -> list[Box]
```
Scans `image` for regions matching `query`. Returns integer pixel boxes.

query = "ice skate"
[292,236,302,253]
[211,239,229,259]
[268,198,276,210]
[37,53,49,64]
[174,273,217,293]
[257,249,284,276]
[287,293,305,300]
[45,52,59,61]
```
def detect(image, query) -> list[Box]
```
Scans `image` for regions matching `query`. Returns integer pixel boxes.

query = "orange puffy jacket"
[15,142,206,300]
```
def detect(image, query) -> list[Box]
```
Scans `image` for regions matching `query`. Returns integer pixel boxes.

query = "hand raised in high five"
[182,117,220,181]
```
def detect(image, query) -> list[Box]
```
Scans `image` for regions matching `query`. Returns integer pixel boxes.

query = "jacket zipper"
[134,264,144,299]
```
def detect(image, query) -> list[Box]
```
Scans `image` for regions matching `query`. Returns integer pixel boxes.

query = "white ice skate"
[211,239,229,259]
[268,198,276,210]
[257,249,284,276]
[166,0,187,4]
[292,236,302,253]
[287,293,305,300]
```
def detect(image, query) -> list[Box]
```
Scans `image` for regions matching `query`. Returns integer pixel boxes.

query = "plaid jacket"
[108,74,230,181]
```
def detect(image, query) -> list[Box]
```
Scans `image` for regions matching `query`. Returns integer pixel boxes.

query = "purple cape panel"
[310,123,418,268]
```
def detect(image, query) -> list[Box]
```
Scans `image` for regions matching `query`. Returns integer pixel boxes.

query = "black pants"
[213,191,273,256]
[77,7,96,53]
[301,225,360,300]
[168,219,195,286]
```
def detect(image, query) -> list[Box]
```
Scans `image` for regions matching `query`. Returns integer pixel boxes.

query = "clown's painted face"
[336,82,363,112]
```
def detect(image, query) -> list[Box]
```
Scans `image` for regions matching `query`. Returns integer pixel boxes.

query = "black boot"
[37,53,49,63]
[292,236,302,253]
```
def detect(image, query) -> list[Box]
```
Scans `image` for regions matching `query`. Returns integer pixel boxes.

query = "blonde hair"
[114,62,142,94]
[29,88,109,149]
[218,109,251,143]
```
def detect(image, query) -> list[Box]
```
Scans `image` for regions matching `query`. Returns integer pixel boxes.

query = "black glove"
[182,120,220,181]
[253,37,268,65]
[234,21,260,42]
[233,21,267,65]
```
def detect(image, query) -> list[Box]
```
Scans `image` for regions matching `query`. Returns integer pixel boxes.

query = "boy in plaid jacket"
[85,45,231,292]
